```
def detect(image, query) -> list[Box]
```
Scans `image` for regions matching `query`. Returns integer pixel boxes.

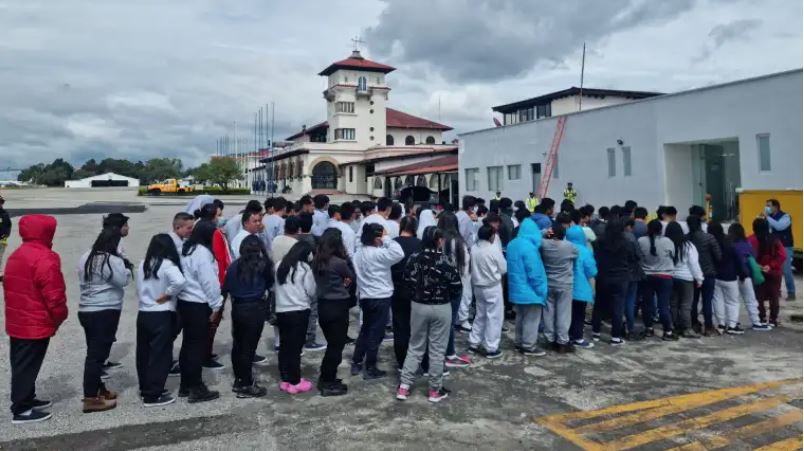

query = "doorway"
[531,163,541,195]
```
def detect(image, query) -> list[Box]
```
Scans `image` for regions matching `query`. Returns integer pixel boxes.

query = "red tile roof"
[375,154,458,177]
[318,51,396,76]
[386,108,452,131]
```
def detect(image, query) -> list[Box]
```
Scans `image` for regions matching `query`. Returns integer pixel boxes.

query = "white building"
[459,69,802,220]
[65,172,140,188]
[254,50,458,200]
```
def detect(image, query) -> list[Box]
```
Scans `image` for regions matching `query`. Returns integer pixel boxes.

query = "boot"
[82,396,117,414]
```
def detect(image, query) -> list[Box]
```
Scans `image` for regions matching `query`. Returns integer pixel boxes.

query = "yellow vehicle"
[146,178,193,195]
[737,189,802,257]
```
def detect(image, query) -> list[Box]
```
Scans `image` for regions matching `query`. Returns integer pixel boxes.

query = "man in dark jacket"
[687,216,722,333]
[0,195,10,281]
[765,198,795,300]
[3,215,68,424]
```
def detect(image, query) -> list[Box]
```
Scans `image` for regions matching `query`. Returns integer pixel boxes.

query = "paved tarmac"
[0,188,801,450]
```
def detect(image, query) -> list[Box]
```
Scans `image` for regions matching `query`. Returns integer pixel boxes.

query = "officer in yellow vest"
[563,182,577,204]
[525,192,539,212]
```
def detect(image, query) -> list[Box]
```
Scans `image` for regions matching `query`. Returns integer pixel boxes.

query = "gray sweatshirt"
[638,236,675,276]
[540,239,578,289]
[354,237,405,299]
[78,251,132,312]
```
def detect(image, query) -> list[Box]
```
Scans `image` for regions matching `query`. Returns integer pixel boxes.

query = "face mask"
[218,218,228,227]
[765,207,772,215]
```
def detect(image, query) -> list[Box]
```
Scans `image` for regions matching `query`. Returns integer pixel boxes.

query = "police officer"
[563,182,577,204]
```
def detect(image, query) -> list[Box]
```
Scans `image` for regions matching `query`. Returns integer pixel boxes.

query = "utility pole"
[579,42,586,112]
[270,101,275,197]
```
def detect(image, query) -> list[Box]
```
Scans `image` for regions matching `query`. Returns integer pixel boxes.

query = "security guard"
[525,192,539,212]
[563,182,577,204]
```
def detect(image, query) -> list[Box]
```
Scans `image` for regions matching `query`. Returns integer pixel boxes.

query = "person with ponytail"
[77,228,131,413]
[748,218,787,327]
[177,220,223,403]
[665,222,703,338]
[436,212,472,368]
[136,233,186,407]
[636,219,676,340]
[728,223,772,331]
[593,219,638,345]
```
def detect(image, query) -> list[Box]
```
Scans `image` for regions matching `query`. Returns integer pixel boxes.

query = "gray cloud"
[695,18,763,61]
[365,0,696,82]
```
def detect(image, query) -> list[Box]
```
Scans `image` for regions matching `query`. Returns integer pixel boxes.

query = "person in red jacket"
[2,215,68,424]
[748,218,787,327]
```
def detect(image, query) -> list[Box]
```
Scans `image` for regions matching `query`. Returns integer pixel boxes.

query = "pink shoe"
[293,378,313,393]
[279,382,299,394]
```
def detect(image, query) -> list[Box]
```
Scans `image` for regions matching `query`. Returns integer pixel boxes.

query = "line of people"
[0,192,791,423]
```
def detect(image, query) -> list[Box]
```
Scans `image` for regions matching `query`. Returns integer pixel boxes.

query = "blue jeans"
[352,297,391,368]
[640,276,673,332]
[624,281,639,334]
[692,276,716,328]
[783,246,795,297]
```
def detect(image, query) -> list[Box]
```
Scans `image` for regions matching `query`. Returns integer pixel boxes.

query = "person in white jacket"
[351,223,404,379]
[468,225,508,358]
[666,222,704,339]
[178,221,223,403]
[136,234,186,407]
[274,240,317,395]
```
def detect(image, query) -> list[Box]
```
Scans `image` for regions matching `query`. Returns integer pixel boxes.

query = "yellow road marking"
[604,394,799,450]
[668,409,803,451]
[754,436,803,451]
[539,417,606,451]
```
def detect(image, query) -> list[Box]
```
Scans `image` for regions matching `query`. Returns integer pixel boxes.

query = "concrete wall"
[386,128,443,146]
[550,94,639,115]
[460,70,803,213]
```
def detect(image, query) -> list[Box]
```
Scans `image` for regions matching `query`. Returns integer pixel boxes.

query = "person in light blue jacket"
[566,225,597,348]
[506,218,547,355]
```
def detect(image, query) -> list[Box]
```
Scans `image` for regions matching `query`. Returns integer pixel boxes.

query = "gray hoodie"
[637,236,675,276]
[540,238,578,289]
[78,251,132,312]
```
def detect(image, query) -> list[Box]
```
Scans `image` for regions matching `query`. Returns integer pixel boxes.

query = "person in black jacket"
[391,216,422,369]
[687,216,722,334]
[591,219,637,345]
[0,195,11,281]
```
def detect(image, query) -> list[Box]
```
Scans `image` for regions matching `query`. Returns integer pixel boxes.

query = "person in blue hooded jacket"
[506,218,548,356]
[566,225,598,348]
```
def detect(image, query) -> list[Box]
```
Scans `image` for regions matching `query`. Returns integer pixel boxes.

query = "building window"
[757,133,771,171]
[334,128,355,140]
[425,136,436,144]
[405,135,415,145]
[386,135,394,145]
[311,161,337,189]
[370,127,374,132]
[504,112,517,125]
[348,166,353,183]
[536,103,551,119]
[622,146,632,176]
[507,164,521,180]
[370,109,374,114]
[335,101,355,113]
[370,135,374,141]
[357,76,367,92]
[487,166,503,191]
[465,168,479,191]
[518,107,534,122]
[607,148,616,177]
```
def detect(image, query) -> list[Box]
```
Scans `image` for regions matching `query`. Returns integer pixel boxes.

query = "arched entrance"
[311,161,337,189]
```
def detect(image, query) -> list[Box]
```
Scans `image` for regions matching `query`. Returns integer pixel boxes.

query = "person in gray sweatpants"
[514,304,543,351]
[401,303,451,390]
[540,217,578,351]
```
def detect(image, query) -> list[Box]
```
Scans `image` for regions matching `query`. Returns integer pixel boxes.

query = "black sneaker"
[143,394,176,408]
[520,347,546,357]
[726,326,745,335]
[102,361,122,370]
[609,338,625,346]
[642,328,655,338]
[178,387,189,398]
[661,332,675,341]
[320,380,348,397]
[345,336,356,345]
[12,409,52,424]
[168,361,181,377]
[30,398,52,410]
[252,354,268,365]
[236,383,267,399]
[188,385,219,403]
[304,342,327,351]
[202,359,224,370]
[350,362,363,376]
[485,349,503,359]
[557,343,575,354]
[467,345,482,355]
[428,386,451,403]
[363,367,387,380]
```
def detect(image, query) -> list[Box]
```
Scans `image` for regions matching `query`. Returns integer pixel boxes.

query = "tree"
[195,157,242,190]
[80,158,99,174]
[141,158,182,183]
[17,159,74,186]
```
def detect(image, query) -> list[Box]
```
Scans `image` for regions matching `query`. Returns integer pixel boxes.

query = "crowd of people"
[0,190,795,424]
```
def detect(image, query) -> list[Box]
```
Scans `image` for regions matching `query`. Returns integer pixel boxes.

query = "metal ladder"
[537,115,567,199]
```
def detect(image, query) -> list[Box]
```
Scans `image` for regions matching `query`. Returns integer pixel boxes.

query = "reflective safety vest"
[563,188,577,203]
[526,197,538,212]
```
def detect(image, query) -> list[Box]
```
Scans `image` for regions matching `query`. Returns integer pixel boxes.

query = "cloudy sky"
[1,0,800,169]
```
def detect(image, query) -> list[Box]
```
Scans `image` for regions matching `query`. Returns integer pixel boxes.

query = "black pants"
[276,309,310,384]
[352,297,391,368]
[231,301,267,386]
[317,298,350,383]
[78,309,121,398]
[136,311,175,401]
[391,291,411,369]
[569,300,587,342]
[178,300,212,390]
[9,337,49,415]
[592,280,628,339]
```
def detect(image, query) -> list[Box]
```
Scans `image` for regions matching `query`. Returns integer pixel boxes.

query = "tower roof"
[318,50,396,76]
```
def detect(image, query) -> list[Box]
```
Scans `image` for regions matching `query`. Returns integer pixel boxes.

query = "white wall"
[386,128,443,146]
[550,94,639,116]
[460,70,803,213]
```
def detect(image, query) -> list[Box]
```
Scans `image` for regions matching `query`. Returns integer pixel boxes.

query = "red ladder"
[537,115,567,199]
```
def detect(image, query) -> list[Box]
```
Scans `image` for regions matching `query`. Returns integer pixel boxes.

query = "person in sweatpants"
[468,225,507,358]
[396,226,463,403]
[729,223,772,331]
[540,215,578,352]
[709,222,744,334]
[136,234,186,407]
[4,215,68,424]
[505,219,548,355]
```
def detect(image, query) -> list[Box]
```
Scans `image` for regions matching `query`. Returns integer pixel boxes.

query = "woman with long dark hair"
[136,233,186,407]
[635,219,675,340]
[221,235,274,398]
[687,215,721,335]
[709,222,744,334]
[728,223,771,331]
[665,222,703,338]
[593,219,637,345]
[177,220,223,403]
[436,211,472,368]
[78,228,131,413]
[748,218,787,326]
[312,228,355,396]
[274,240,316,394]
[391,216,422,368]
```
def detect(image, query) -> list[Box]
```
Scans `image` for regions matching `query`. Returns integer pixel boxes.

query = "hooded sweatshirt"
[566,225,598,302]
[354,236,404,299]
[179,245,224,311]
[78,250,132,312]
[505,218,548,305]
[417,210,437,239]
